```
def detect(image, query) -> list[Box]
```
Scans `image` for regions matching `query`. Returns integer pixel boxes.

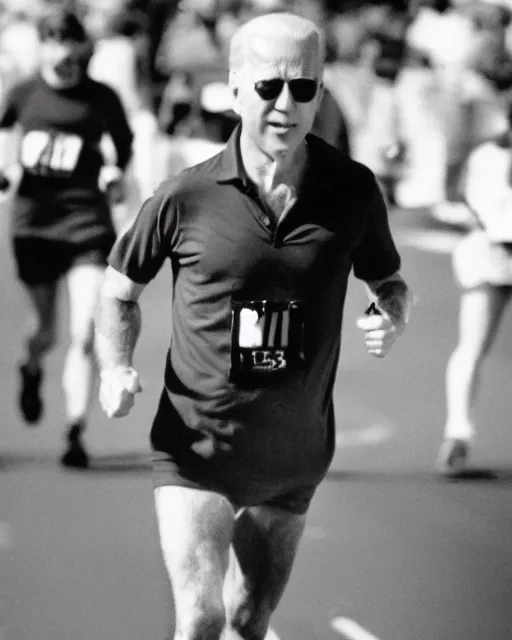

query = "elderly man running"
[96,12,412,640]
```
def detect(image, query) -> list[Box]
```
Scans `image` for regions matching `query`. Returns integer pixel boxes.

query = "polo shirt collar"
[216,124,249,186]
[216,124,336,192]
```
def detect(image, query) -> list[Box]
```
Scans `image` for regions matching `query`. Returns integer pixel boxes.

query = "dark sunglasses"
[254,78,319,103]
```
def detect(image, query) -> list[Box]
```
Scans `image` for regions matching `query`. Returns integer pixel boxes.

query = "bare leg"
[154,486,236,640]
[22,282,58,371]
[444,285,511,441]
[18,282,58,423]
[223,505,307,640]
[62,263,104,424]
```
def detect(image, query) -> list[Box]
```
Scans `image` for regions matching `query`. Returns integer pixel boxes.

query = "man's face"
[40,38,90,88]
[232,33,323,159]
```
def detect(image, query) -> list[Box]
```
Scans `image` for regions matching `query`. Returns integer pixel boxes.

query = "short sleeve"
[352,175,401,281]
[0,82,22,128]
[108,183,177,283]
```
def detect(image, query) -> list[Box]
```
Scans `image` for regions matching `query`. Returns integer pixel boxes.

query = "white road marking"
[336,424,393,448]
[332,617,382,640]
[264,628,281,640]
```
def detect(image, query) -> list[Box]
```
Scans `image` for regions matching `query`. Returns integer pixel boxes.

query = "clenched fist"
[99,366,142,418]
[356,309,403,358]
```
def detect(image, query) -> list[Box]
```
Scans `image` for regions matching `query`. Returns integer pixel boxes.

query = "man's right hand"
[99,366,142,418]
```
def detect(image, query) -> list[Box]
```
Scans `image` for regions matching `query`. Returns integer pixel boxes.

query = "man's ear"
[315,81,325,113]
[229,70,241,115]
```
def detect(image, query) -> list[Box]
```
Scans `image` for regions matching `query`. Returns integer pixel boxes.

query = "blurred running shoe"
[436,438,470,477]
[19,364,43,424]
[61,422,89,469]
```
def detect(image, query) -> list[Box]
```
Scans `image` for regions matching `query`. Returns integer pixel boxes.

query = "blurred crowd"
[1,0,512,217]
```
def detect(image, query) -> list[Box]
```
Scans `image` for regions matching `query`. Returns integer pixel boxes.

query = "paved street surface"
[1,203,512,640]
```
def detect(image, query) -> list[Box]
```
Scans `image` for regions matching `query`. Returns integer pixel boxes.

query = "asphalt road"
[1,205,512,640]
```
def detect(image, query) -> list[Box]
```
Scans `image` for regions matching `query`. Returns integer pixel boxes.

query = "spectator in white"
[0,3,41,81]
[437,120,512,476]
[87,6,158,205]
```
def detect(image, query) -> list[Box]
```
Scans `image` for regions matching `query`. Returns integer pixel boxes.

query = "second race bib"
[20,130,84,178]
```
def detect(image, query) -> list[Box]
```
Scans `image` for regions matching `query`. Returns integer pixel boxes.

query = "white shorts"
[452,230,512,289]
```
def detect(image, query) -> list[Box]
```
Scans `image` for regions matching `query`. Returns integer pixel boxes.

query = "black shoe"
[60,423,89,469]
[19,364,43,424]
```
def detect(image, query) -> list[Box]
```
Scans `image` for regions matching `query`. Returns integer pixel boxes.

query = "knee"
[28,324,56,353]
[69,329,94,355]
[175,604,226,640]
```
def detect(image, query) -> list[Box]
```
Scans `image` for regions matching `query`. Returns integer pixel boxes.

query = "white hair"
[229,12,325,75]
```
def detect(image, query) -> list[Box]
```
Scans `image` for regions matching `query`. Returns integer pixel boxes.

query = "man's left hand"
[356,311,403,358]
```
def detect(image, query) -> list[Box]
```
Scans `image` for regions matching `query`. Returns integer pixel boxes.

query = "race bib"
[20,130,84,178]
[230,299,305,384]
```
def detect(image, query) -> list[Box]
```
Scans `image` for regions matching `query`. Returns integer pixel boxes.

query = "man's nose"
[274,82,294,110]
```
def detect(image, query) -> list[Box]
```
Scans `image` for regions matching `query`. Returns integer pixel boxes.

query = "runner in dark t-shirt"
[96,12,413,640]
[0,8,133,468]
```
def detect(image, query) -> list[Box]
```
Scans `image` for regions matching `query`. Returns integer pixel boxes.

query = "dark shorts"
[150,391,318,516]
[151,451,317,515]
[13,236,114,285]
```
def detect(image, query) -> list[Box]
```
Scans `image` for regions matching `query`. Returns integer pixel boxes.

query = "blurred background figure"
[437,0,512,224]
[404,0,512,222]
[0,0,42,82]
[353,1,410,204]
[0,0,42,171]
[153,0,235,177]
[400,0,475,210]
[86,1,158,209]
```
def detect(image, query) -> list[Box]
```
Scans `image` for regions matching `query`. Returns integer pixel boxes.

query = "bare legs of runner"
[20,262,105,466]
[19,282,58,423]
[154,486,306,640]
[438,285,512,475]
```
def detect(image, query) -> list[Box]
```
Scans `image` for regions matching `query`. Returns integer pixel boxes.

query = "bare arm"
[95,266,146,371]
[363,271,413,333]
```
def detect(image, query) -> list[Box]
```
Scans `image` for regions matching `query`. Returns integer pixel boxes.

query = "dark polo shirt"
[108,125,400,505]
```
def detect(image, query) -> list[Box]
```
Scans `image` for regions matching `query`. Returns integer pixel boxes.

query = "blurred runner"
[0,7,133,468]
[437,118,512,476]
